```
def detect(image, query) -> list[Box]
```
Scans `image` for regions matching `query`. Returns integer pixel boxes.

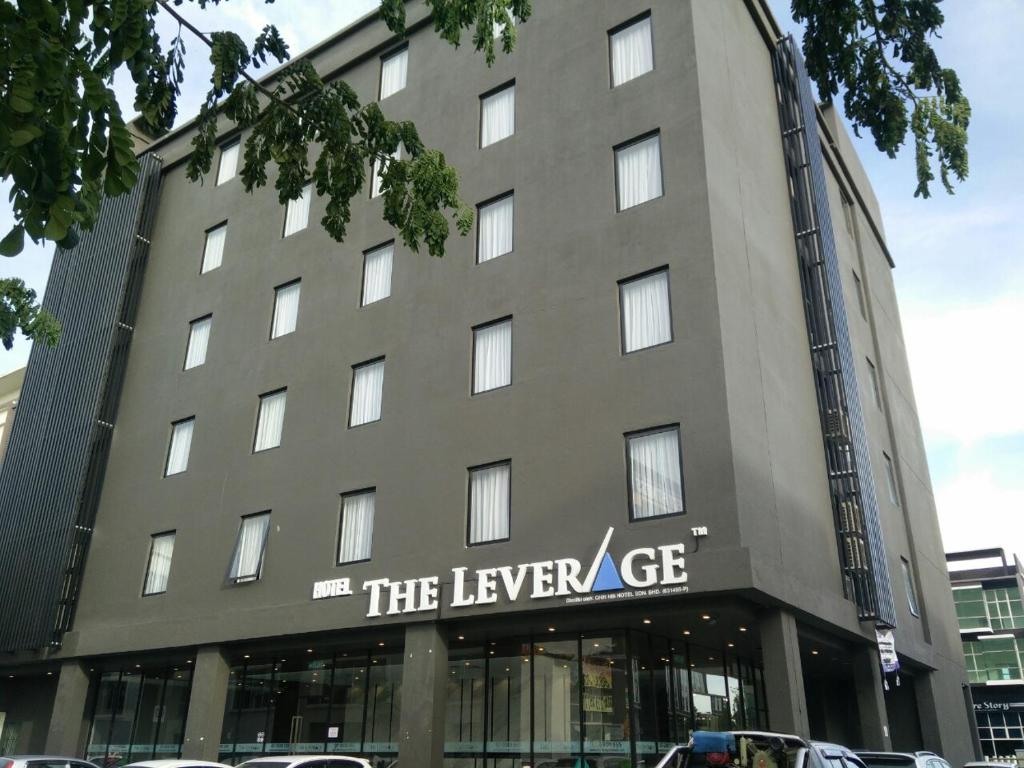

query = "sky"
[1,1,1021,563]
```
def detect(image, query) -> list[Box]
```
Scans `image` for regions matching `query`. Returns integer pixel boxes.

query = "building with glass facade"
[948,549,1024,760]
[0,2,975,767]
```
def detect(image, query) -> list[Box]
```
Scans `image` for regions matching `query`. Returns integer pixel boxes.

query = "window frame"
[852,269,868,319]
[607,10,655,89]
[348,356,386,428]
[227,511,272,584]
[200,221,228,274]
[883,451,900,507]
[252,387,288,453]
[475,190,515,264]
[624,423,686,522]
[281,181,313,237]
[183,314,213,371]
[466,458,512,547]
[471,315,514,395]
[270,278,302,340]
[378,44,409,101]
[613,129,664,212]
[337,487,377,566]
[618,265,673,355]
[360,240,395,307]
[216,140,241,186]
[866,357,882,409]
[901,556,921,617]
[164,416,196,477]
[478,79,516,149]
[141,529,176,597]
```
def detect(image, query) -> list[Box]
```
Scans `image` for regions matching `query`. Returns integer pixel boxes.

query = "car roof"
[856,753,920,759]
[4,759,99,763]
[731,731,809,747]
[125,762,232,768]
[235,758,366,764]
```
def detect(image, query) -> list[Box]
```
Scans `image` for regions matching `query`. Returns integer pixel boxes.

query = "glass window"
[610,14,654,87]
[254,389,287,451]
[477,193,514,263]
[615,133,662,211]
[184,315,212,370]
[338,490,375,564]
[328,655,368,754]
[379,47,408,100]
[883,452,900,506]
[217,142,240,185]
[371,147,401,199]
[953,585,989,631]
[985,585,1024,630]
[445,647,486,759]
[143,532,175,596]
[533,639,580,766]
[481,83,515,148]
[468,461,511,545]
[473,318,513,394]
[271,281,301,339]
[866,358,882,408]
[228,512,270,583]
[165,417,195,476]
[283,182,312,237]
[350,359,385,427]
[581,634,629,762]
[364,651,403,757]
[201,223,227,273]
[633,632,672,763]
[627,426,684,520]
[691,651,730,731]
[901,557,920,616]
[620,269,672,353]
[362,242,394,306]
[852,269,867,318]
[492,9,516,39]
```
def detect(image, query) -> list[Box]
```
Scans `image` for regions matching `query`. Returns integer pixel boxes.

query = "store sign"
[311,526,689,618]
[876,628,899,675]
[974,701,1024,713]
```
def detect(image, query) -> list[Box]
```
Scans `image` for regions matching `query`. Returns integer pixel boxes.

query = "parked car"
[812,741,871,768]
[125,761,232,768]
[234,756,372,768]
[963,764,1017,768]
[0,758,102,768]
[857,750,952,768]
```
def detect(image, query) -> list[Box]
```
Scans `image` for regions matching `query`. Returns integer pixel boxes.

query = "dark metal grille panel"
[0,154,163,651]
[772,36,897,626]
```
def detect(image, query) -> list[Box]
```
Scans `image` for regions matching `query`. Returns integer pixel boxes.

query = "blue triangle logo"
[592,553,624,592]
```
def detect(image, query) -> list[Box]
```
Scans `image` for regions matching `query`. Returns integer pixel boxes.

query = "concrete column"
[45,660,92,756]
[760,609,810,736]
[181,646,231,760]
[397,622,448,768]
[852,644,893,750]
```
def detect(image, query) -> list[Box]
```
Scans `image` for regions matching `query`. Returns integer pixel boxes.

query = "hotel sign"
[311,526,690,618]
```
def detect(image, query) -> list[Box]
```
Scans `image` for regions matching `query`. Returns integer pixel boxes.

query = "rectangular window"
[852,269,867,319]
[620,268,672,353]
[216,142,240,186]
[254,389,287,452]
[493,10,516,38]
[379,46,408,100]
[473,317,512,394]
[228,512,270,583]
[350,358,385,427]
[201,223,227,273]
[841,191,856,235]
[480,83,515,148]
[271,280,301,338]
[477,193,514,263]
[184,315,212,370]
[338,489,375,563]
[883,452,900,506]
[627,426,684,520]
[902,557,920,617]
[610,13,654,87]
[362,242,394,306]
[371,146,401,199]
[142,532,175,596]
[283,182,312,237]
[468,461,510,545]
[165,417,195,476]
[616,132,663,210]
[866,357,882,408]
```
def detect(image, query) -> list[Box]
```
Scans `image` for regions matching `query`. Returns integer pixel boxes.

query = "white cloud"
[936,469,1024,563]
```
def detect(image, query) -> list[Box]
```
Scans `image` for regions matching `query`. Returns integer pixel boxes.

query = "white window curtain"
[165,418,194,476]
[271,281,301,338]
[283,182,312,236]
[230,513,270,581]
[616,134,663,210]
[473,319,512,393]
[143,532,175,595]
[493,11,516,39]
[184,316,212,369]
[610,16,654,87]
[480,85,515,147]
[628,428,683,519]
[350,360,384,426]
[362,243,394,305]
[339,491,375,563]
[202,224,227,273]
[469,462,510,544]
[477,194,514,263]
[379,48,408,99]
[217,142,240,185]
[371,147,401,199]
[254,390,287,451]
[620,270,671,352]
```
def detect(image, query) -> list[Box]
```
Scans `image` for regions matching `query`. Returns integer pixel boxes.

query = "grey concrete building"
[0,1,975,767]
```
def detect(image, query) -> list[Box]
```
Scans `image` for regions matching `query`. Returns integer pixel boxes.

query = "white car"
[235,756,373,768]
[126,761,232,768]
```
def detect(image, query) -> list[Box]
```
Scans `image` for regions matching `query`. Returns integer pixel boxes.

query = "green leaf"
[9,129,38,147]
[0,227,25,257]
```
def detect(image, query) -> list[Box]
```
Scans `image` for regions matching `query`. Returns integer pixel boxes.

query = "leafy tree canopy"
[0,0,966,350]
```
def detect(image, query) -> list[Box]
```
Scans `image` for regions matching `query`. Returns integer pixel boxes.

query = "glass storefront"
[976,709,1024,759]
[443,631,766,768]
[218,648,402,765]
[85,663,194,766]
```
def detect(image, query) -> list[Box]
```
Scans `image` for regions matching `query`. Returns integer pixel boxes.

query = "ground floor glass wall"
[217,648,402,765]
[976,710,1024,759]
[444,630,766,768]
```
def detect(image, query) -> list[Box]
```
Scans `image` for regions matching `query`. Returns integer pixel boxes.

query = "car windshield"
[236,762,291,768]
[859,757,915,768]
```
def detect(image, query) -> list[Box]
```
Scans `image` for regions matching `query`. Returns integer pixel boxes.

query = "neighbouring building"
[948,549,1024,761]
[0,2,975,766]
[0,367,24,466]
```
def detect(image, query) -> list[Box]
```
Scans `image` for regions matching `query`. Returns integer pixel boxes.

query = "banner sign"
[876,628,899,675]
